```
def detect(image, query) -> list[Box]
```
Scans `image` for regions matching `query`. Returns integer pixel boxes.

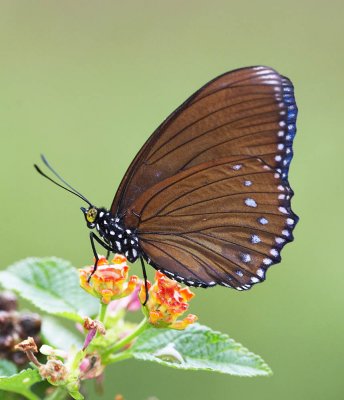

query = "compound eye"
[86,208,98,223]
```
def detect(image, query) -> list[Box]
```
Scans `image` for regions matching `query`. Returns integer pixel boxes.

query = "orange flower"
[139,271,197,330]
[79,255,139,304]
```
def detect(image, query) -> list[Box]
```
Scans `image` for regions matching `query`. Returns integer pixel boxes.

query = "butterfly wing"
[126,157,298,289]
[111,66,297,216]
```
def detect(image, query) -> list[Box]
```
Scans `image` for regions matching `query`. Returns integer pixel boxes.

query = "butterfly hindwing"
[126,157,298,290]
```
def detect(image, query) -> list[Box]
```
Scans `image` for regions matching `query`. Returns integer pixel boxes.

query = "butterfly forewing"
[111,66,296,215]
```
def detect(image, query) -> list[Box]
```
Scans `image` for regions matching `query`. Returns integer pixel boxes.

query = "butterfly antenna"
[34,155,93,206]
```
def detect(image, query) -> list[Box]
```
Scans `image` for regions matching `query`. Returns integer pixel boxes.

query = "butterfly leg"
[88,232,113,282]
[140,257,149,306]
[106,250,111,260]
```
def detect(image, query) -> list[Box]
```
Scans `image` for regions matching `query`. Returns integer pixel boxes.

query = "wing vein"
[162,190,283,217]
[138,157,266,217]
[148,106,281,165]
[143,170,276,221]
[147,95,276,160]
[142,236,237,282]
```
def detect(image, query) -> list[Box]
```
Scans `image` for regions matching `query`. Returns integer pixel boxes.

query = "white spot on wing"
[244,180,252,187]
[241,253,251,263]
[251,234,261,244]
[270,248,279,257]
[257,268,265,278]
[258,217,268,225]
[245,198,257,208]
[232,164,242,170]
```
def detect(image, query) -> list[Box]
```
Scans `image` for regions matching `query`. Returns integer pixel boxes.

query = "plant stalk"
[102,317,149,359]
[98,302,107,324]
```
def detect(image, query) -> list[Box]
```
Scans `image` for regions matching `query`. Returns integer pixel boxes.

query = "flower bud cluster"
[79,255,139,304]
[0,291,41,366]
[139,271,198,330]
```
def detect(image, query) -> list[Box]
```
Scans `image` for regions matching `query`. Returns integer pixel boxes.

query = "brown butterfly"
[35,66,298,294]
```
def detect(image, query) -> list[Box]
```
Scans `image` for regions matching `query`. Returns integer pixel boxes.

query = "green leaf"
[0,360,17,377]
[129,323,272,376]
[0,368,42,400]
[0,390,19,400]
[0,257,98,322]
[41,317,83,351]
[68,388,84,400]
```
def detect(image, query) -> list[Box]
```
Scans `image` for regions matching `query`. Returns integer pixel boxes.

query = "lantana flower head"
[139,271,197,330]
[79,255,139,304]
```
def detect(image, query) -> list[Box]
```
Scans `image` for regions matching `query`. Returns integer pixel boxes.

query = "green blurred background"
[0,1,343,399]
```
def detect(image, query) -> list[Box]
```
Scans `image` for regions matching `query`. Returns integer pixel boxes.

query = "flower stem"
[103,351,132,365]
[98,302,107,324]
[26,350,41,367]
[102,317,149,359]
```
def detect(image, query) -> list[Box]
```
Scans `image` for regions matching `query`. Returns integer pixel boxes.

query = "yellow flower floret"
[79,255,139,304]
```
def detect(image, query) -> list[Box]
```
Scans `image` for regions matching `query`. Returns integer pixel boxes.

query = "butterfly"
[35,65,298,295]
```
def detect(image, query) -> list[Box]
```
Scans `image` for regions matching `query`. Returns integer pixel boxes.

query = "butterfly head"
[81,206,99,229]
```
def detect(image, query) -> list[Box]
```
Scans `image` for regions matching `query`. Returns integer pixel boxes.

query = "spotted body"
[90,208,140,263]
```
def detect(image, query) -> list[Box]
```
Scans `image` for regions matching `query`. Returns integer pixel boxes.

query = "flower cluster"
[139,271,197,330]
[79,255,197,331]
[79,255,139,304]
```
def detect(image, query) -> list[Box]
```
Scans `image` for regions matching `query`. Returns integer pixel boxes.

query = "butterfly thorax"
[94,208,140,263]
